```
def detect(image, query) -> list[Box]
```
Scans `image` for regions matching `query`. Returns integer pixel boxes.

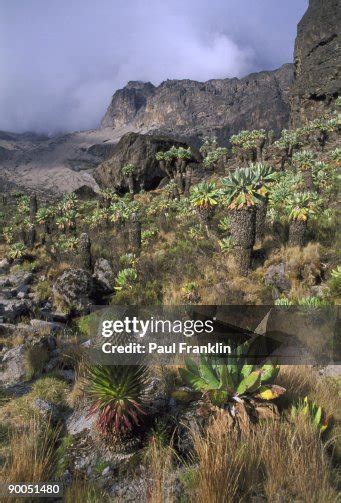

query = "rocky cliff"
[101,64,294,146]
[290,0,341,127]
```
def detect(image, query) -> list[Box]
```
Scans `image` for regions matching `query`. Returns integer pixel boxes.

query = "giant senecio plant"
[179,340,285,431]
[222,167,262,275]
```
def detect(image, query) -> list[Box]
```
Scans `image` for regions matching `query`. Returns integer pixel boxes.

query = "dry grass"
[0,416,59,484]
[66,357,88,408]
[144,436,176,503]
[189,412,338,503]
[277,366,341,418]
[190,414,261,503]
[259,419,338,503]
[263,242,322,299]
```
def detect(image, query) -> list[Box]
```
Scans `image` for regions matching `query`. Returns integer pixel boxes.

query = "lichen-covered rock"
[65,406,97,436]
[265,263,292,298]
[0,345,26,384]
[93,258,115,293]
[290,0,341,126]
[53,269,93,314]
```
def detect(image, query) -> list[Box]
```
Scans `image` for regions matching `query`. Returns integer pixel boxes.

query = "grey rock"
[53,269,93,314]
[44,357,59,373]
[0,345,26,384]
[93,258,115,293]
[59,369,75,383]
[101,466,111,476]
[0,278,11,288]
[0,298,32,322]
[264,263,291,298]
[41,311,69,323]
[66,407,97,436]
[16,284,30,297]
[318,365,341,377]
[7,271,33,287]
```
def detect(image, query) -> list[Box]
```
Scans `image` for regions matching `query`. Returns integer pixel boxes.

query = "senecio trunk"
[302,169,314,191]
[288,219,307,247]
[229,207,256,276]
[129,212,142,254]
[255,199,268,242]
[229,207,256,249]
[79,232,92,271]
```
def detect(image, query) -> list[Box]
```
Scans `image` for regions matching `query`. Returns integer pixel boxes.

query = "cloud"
[0,0,307,135]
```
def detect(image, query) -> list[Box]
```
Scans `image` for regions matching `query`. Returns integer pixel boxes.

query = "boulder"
[53,269,93,314]
[0,345,26,384]
[73,185,97,199]
[264,263,292,299]
[93,258,116,293]
[94,132,200,192]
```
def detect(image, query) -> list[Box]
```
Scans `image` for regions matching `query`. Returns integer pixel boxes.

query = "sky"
[0,0,308,135]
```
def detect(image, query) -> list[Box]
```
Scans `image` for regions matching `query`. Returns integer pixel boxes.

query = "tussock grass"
[259,419,338,503]
[0,416,59,484]
[188,413,338,503]
[144,435,176,503]
[190,414,261,503]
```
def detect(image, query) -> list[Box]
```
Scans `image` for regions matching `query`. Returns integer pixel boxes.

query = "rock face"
[101,65,294,146]
[94,132,201,190]
[290,0,341,127]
